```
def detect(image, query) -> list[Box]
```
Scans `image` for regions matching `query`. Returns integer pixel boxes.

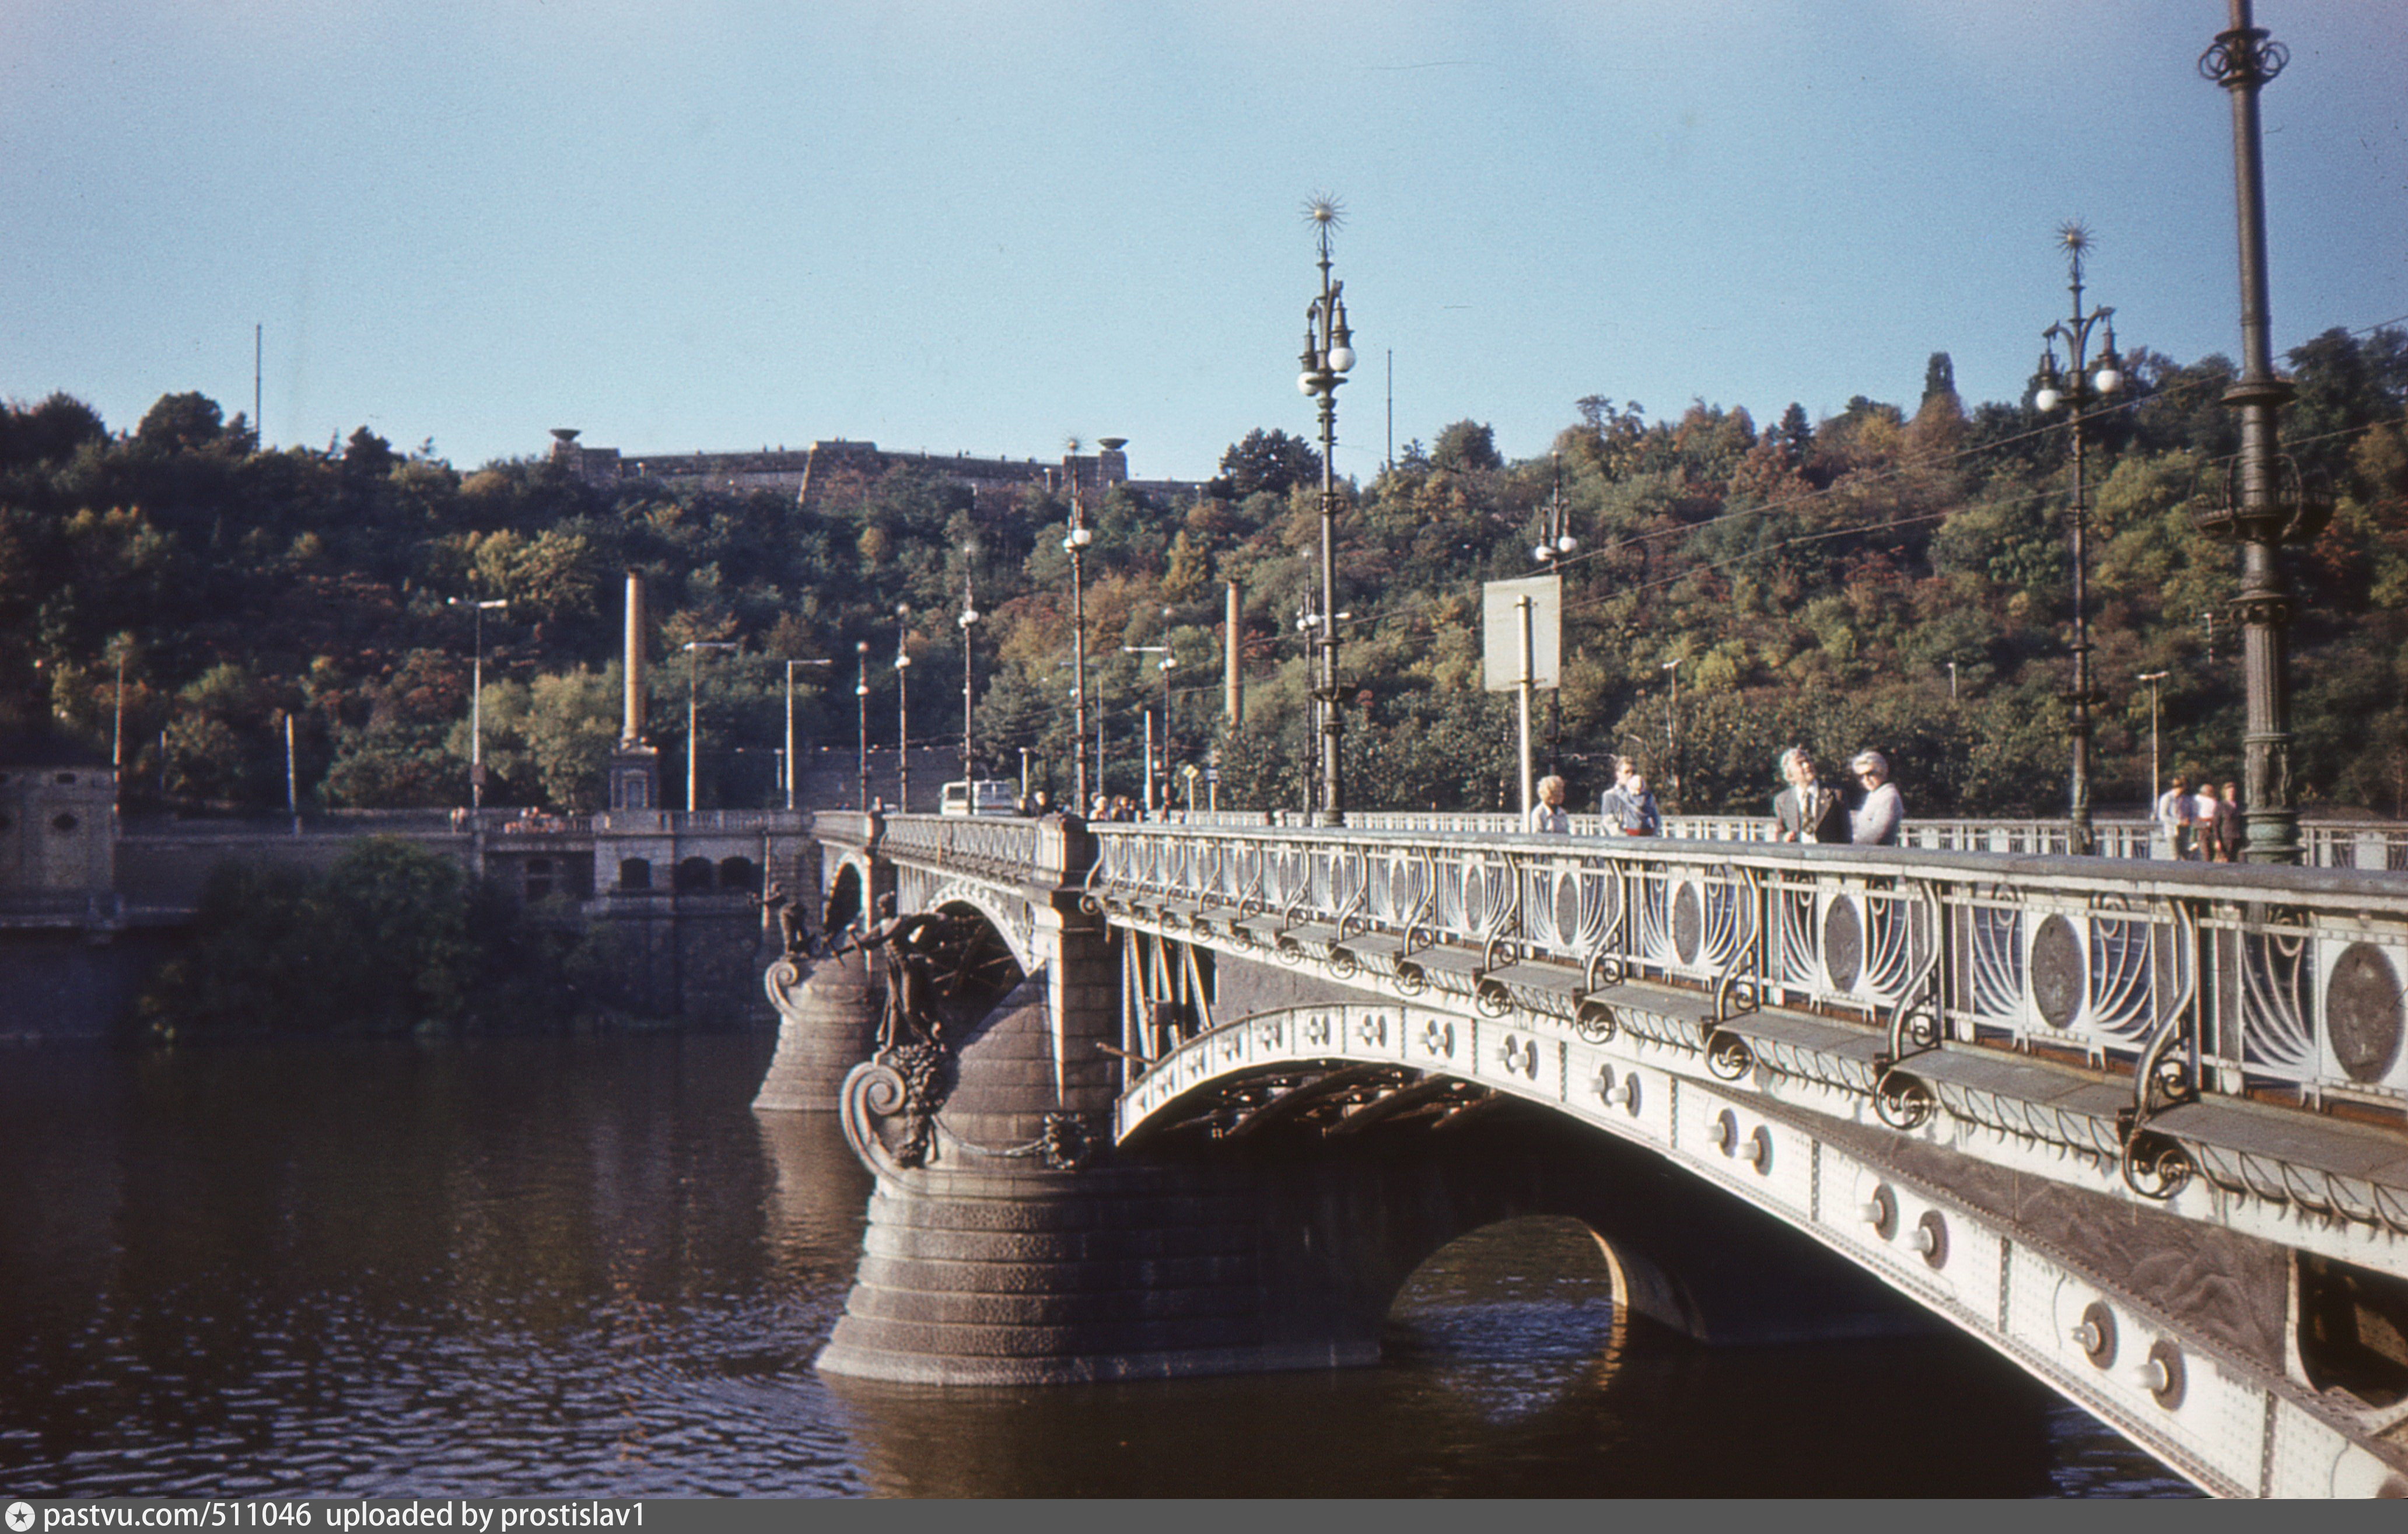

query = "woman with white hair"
[1849,750,1904,846]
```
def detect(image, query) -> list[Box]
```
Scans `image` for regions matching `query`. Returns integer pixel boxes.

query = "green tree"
[1217,429,1320,497]
[1431,419,1502,472]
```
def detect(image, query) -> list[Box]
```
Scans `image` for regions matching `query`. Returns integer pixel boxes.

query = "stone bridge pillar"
[809,818,1396,1383]
[752,830,889,1113]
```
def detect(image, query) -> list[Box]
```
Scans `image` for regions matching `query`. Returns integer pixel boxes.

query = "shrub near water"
[138,836,575,1038]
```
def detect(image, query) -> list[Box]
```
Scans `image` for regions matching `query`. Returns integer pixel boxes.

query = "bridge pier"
[752,946,881,1112]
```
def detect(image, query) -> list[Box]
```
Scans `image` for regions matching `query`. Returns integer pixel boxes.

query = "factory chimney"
[608,570,662,811]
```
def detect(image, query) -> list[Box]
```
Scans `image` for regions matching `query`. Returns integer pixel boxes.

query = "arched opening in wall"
[718,856,760,891]
[1385,1215,1626,1409]
[824,864,863,936]
[618,857,651,891]
[674,856,713,892]
[919,900,1028,1037]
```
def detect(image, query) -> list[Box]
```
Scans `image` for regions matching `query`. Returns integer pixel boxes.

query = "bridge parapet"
[1091,823,2408,1188]
[1156,810,2405,865]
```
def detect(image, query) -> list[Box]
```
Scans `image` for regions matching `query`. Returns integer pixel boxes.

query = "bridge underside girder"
[1147,1061,1501,1144]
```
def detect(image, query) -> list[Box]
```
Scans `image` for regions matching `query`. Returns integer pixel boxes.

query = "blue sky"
[4,1,2402,484]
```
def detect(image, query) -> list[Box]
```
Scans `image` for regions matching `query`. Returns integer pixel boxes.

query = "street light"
[449,597,508,811]
[1532,453,1576,770]
[1297,192,1356,825]
[854,639,872,811]
[1063,485,1096,812]
[2032,221,2126,856]
[681,640,737,813]
[1947,660,1959,701]
[784,657,834,810]
[894,604,913,812]
[1661,657,1683,813]
[958,567,981,789]
[2139,670,2171,811]
[2194,0,2326,863]
[1122,644,1175,813]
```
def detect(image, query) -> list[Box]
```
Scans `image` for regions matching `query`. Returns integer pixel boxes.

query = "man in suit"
[1773,745,1847,844]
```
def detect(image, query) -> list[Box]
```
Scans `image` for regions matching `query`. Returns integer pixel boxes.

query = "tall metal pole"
[453,597,505,812]
[2034,225,2123,856]
[1066,486,1093,814]
[682,640,736,813]
[1159,655,1174,807]
[959,570,979,789]
[855,640,870,811]
[1516,595,1535,820]
[471,607,485,811]
[895,605,912,812]
[284,710,298,836]
[2140,671,2169,807]
[1532,456,1575,776]
[2202,0,2321,863]
[781,657,830,811]
[1662,659,1682,813]
[1298,195,1355,826]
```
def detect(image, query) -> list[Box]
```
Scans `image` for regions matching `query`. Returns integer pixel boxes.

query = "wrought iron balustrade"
[1089,822,2408,1121]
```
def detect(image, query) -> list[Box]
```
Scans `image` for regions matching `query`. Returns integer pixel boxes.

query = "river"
[0,1034,2190,1497]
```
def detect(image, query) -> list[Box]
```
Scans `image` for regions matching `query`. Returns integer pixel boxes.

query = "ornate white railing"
[1148,810,2408,868]
[1088,822,2408,1121]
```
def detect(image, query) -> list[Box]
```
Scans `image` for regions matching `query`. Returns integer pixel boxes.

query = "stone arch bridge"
[764,808,2408,1498]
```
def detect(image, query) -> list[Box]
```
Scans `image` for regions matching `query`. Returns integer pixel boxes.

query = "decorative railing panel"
[1141,810,2408,868]
[1092,824,2408,1116]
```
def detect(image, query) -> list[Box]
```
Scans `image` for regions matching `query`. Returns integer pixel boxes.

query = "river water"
[0,1035,2191,1498]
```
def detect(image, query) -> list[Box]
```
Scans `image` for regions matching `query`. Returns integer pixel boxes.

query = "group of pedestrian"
[1522,745,1907,846]
[1525,755,1667,836]
[1775,745,1904,847]
[2155,772,2244,861]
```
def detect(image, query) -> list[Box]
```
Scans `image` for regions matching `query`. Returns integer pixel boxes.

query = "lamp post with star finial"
[1297,194,1356,825]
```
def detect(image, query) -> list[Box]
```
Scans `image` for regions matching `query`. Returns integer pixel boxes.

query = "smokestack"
[622,570,646,746]
[1225,580,1244,729]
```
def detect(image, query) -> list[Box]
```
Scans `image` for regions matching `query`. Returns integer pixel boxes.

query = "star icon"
[7,1502,36,1532]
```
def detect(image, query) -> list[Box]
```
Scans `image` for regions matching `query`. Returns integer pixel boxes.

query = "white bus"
[939,779,1019,817]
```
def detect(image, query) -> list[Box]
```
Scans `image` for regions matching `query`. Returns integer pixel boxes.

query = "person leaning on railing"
[1528,775,1571,834]
[1848,750,1903,846]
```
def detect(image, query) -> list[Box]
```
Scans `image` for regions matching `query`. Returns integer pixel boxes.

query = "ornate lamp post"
[2196,0,2327,863]
[958,570,981,789]
[2033,223,2126,856]
[854,640,871,811]
[1297,194,1356,825]
[1531,452,1577,772]
[894,604,913,812]
[449,597,508,811]
[681,639,738,813]
[1063,484,1095,814]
